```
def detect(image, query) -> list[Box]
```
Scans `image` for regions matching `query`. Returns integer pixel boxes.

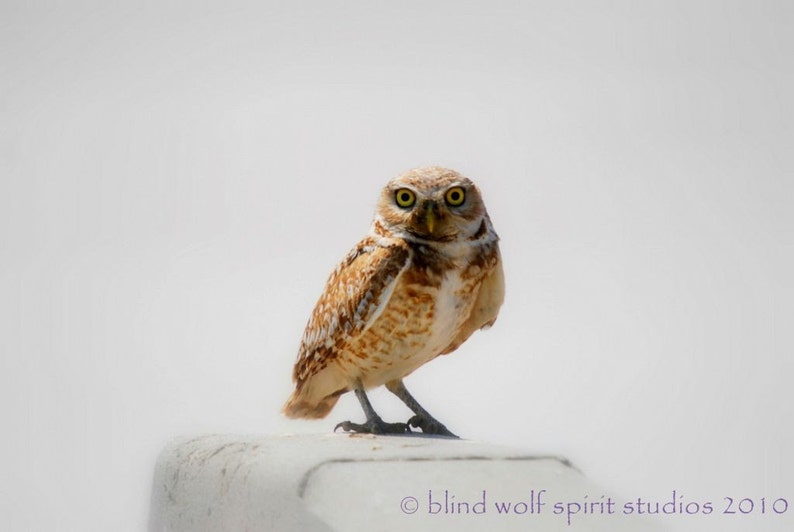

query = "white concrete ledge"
[149,433,658,531]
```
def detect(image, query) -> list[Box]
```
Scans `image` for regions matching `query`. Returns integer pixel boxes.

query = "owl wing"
[292,237,411,386]
[441,243,504,355]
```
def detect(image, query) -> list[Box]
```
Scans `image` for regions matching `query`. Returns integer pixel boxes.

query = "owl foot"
[386,379,460,438]
[407,414,458,438]
[334,418,410,435]
[334,386,411,435]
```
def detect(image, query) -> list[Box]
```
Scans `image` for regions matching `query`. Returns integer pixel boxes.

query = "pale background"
[1,1,791,531]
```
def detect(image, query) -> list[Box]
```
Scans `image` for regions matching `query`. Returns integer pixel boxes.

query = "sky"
[1,1,792,531]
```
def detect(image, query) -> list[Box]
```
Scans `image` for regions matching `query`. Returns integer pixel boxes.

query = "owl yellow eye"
[445,186,466,206]
[395,188,416,208]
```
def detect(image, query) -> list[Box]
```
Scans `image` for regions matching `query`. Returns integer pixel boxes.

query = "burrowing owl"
[283,167,504,437]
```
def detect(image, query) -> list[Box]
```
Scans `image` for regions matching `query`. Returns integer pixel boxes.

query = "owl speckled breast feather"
[283,167,504,438]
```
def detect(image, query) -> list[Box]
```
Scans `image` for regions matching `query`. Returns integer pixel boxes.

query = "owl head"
[376,167,488,242]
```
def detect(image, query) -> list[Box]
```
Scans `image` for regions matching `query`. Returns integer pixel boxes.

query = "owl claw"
[334,418,411,435]
[407,414,459,438]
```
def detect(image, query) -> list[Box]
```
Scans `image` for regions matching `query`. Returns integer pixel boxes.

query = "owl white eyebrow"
[436,183,468,196]
[390,185,418,193]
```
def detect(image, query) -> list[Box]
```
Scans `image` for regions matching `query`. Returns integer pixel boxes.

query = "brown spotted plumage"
[283,167,504,436]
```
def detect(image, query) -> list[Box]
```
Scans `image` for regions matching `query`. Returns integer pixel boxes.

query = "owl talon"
[334,418,410,435]
[408,414,458,438]
[332,387,412,435]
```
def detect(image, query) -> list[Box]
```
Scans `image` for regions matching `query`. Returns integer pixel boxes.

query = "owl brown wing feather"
[292,237,411,386]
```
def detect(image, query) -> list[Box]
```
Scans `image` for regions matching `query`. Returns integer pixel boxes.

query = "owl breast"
[424,270,470,355]
[339,244,485,389]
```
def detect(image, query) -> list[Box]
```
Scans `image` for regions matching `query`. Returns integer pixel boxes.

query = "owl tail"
[282,389,341,419]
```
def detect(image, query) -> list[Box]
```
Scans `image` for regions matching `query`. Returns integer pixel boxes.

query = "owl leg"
[334,386,410,435]
[385,380,459,438]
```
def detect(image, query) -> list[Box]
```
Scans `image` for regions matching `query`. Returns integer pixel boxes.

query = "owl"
[282,167,504,437]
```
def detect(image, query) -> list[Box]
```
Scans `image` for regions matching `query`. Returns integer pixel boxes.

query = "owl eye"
[445,186,466,206]
[395,188,416,208]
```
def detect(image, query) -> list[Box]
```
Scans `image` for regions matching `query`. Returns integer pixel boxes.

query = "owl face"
[376,167,487,242]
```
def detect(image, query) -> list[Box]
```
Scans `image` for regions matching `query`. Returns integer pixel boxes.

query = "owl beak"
[424,201,437,234]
